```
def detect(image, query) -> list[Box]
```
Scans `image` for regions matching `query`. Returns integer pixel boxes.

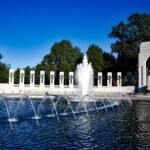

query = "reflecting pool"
[0,99,150,149]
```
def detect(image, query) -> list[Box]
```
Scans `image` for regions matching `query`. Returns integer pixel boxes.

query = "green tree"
[103,52,117,72]
[87,44,104,85]
[0,63,9,83]
[50,40,82,71]
[24,66,32,84]
[35,64,49,85]
[109,13,150,73]
[40,40,83,84]
[102,52,117,86]
[0,54,9,83]
[14,68,20,84]
[87,44,104,74]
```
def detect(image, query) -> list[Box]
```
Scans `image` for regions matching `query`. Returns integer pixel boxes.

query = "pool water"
[0,99,150,150]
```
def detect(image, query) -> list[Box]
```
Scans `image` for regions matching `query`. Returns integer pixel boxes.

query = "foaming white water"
[75,55,93,98]
[8,118,18,122]
[32,115,41,120]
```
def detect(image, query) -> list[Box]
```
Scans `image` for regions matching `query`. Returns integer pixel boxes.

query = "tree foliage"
[87,44,104,74]
[24,66,32,84]
[14,68,20,84]
[0,54,9,83]
[103,52,117,72]
[37,40,83,84]
[0,62,9,83]
[109,13,150,73]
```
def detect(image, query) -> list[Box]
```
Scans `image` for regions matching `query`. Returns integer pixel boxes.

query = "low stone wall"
[0,83,135,96]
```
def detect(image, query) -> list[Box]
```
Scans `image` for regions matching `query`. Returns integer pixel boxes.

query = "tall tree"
[24,66,32,84]
[0,54,9,83]
[109,13,150,73]
[0,63,9,83]
[49,40,82,72]
[87,44,104,85]
[39,40,83,84]
[103,52,117,72]
[87,44,104,74]
[14,68,20,84]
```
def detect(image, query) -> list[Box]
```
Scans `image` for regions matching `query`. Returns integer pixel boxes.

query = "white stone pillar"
[143,66,147,88]
[138,42,150,92]
[138,60,146,91]
[9,69,14,87]
[59,72,64,88]
[19,70,25,88]
[117,72,122,87]
[98,72,102,87]
[107,72,112,87]
[40,71,45,87]
[50,71,55,88]
[147,69,150,91]
[30,70,35,88]
[69,72,74,88]
[147,76,150,91]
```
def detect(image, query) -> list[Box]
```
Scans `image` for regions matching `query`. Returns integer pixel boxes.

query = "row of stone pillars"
[9,69,122,88]
[97,72,122,87]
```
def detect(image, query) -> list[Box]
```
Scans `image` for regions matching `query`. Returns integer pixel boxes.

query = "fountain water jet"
[75,55,93,98]
[2,97,18,130]
[74,54,132,115]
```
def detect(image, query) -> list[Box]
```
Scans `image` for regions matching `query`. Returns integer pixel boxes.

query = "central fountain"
[75,54,93,98]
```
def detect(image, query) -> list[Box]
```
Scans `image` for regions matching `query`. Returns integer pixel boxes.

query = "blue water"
[0,99,150,150]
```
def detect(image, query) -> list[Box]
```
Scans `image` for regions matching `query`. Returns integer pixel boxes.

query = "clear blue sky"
[0,0,149,69]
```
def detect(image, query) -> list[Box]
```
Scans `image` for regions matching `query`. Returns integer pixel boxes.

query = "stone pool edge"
[0,93,150,101]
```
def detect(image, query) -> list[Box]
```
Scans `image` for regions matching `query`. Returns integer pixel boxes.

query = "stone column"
[9,69,14,87]
[59,72,64,88]
[143,66,147,89]
[98,72,102,87]
[138,64,146,91]
[69,72,74,88]
[40,71,45,87]
[30,70,35,88]
[50,71,55,88]
[19,70,25,88]
[147,69,150,91]
[117,72,122,87]
[127,72,132,86]
[107,72,112,87]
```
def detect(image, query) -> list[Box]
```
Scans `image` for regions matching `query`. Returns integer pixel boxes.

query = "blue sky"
[0,0,149,69]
